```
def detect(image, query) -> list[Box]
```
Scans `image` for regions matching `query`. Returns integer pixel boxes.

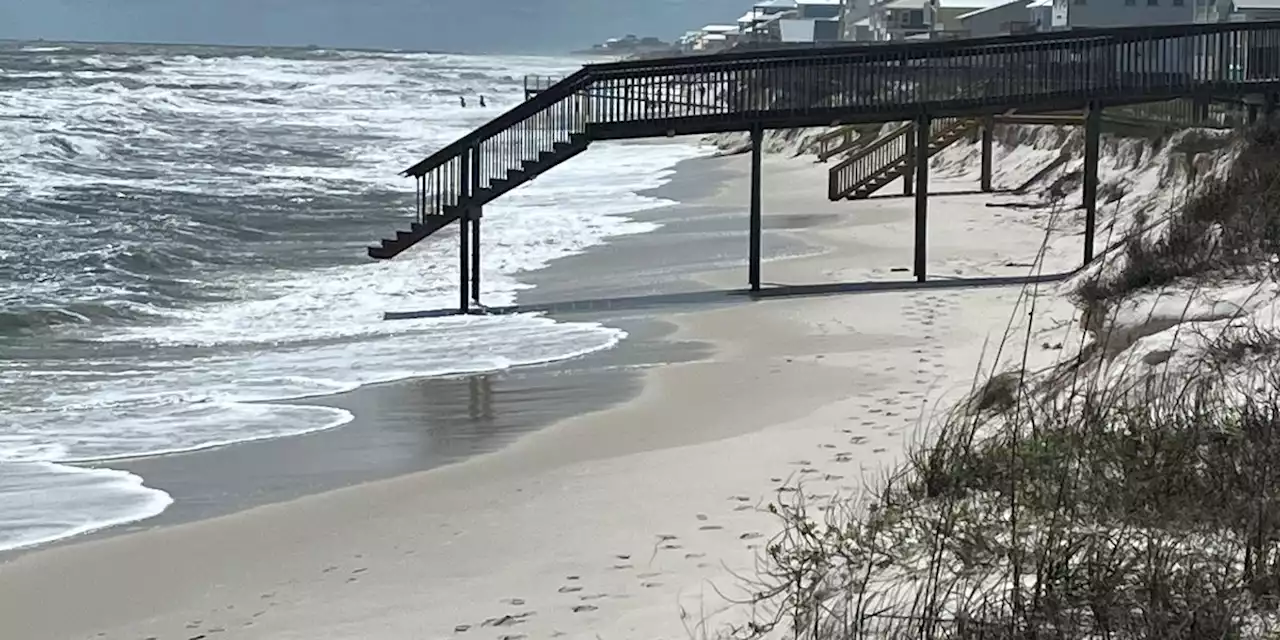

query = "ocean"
[0,41,704,552]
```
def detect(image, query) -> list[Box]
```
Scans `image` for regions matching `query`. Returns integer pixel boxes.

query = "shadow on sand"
[385,271,1076,321]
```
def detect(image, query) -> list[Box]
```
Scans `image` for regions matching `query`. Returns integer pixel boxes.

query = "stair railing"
[402,70,593,224]
[828,123,912,201]
[827,117,976,200]
[815,125,862,163]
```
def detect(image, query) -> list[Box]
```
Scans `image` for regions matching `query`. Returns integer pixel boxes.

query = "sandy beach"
[0,138,1094,639]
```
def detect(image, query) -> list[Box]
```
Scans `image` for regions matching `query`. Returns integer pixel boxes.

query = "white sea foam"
[0,46,706,551]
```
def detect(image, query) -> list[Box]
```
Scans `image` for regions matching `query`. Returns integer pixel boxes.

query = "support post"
[471,144,482,308]
[471,206,482,306]
[1268,93,1278,121]
[1249,103,1260,125]
[459,148,471,315]
[749,126,763,292]
[980,116,994,193]
[913,114,930,283]
[1082,102,1101,266]
[903,123,916,197]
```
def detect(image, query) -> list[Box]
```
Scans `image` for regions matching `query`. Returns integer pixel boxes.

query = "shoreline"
[0,141,1088,639]
[5,147,745,556]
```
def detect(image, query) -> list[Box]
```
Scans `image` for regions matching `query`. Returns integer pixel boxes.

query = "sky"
[0,0,757,54]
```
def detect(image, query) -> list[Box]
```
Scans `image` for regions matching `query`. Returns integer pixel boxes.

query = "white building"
[870,0,933,39]
[1209,0,1280,21]
[1051,0,1195,29]
[956,0,1033,35]
[778,0,845,41]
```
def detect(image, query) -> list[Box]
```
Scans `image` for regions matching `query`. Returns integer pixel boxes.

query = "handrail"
[403,68,591,176]
[815,125,864,162]
[827,118,973,200]
[828,123,913,200]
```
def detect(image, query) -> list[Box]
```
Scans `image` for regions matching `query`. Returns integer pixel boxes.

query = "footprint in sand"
[558,585,583,594]
[873,448,887,454]
[696,513,709,521]
[685,552,706,559]
[579,594,608,602]
[612,563,633,570]
[849,436,868,445]
[739,532,763,540]
[482,612,535,628]
[501,598,526,606]
[642,581,663,588]
[572,605,599,613]
[699,524,724,531]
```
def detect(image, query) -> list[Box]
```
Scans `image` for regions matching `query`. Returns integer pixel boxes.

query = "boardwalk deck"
[375,21,1280,313]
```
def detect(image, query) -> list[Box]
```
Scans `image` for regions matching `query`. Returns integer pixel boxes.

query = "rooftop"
[795,0,843,5]
[956,0,1030,20]
[1234,0,1280,8]
[701,24,741,33]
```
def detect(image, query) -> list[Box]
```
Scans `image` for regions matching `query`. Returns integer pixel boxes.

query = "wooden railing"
[815,126,863,162]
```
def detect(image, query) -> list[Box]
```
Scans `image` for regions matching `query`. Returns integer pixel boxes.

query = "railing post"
[913,113,930,284]
[1083,102,1101,266]
[903,123,915,197]
[459,148,471,315]
[749,125,764,292]
[980,115,995,193]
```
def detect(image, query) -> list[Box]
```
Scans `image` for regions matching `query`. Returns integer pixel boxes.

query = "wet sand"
[89,150,811,533]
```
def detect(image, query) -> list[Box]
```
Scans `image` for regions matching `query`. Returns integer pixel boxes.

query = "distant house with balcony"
[738,0,799,42]
[870,0,933,39]
[688,24,741,52]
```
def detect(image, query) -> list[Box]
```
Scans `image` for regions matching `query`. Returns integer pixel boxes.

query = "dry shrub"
[1083,124,1280,305]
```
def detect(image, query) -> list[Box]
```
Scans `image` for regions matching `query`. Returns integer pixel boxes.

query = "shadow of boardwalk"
[385,271,1076,320]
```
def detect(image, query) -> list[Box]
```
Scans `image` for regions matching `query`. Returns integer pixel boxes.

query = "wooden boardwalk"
[373,21,1280,314]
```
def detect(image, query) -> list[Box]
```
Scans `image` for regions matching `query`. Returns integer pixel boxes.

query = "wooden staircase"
[827,117,979,201]
[368,70,594,260]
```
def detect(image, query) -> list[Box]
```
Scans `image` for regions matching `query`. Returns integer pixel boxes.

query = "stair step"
[368,209,464,260]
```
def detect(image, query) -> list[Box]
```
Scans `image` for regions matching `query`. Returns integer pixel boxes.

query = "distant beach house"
[682,24,741,52]
[867,0,933,40]
[955,0,1035,36]
[1206,0,1280,22]
[1049,0,1194,29]
[736,0,844,43]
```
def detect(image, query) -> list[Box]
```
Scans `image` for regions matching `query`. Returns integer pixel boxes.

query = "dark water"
[0,40,700,551]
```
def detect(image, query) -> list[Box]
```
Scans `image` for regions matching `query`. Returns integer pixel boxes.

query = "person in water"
[479,95,486,107]
[460,96,467,107]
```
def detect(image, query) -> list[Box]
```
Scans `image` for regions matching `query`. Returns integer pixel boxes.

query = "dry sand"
[0,142,1096,640]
